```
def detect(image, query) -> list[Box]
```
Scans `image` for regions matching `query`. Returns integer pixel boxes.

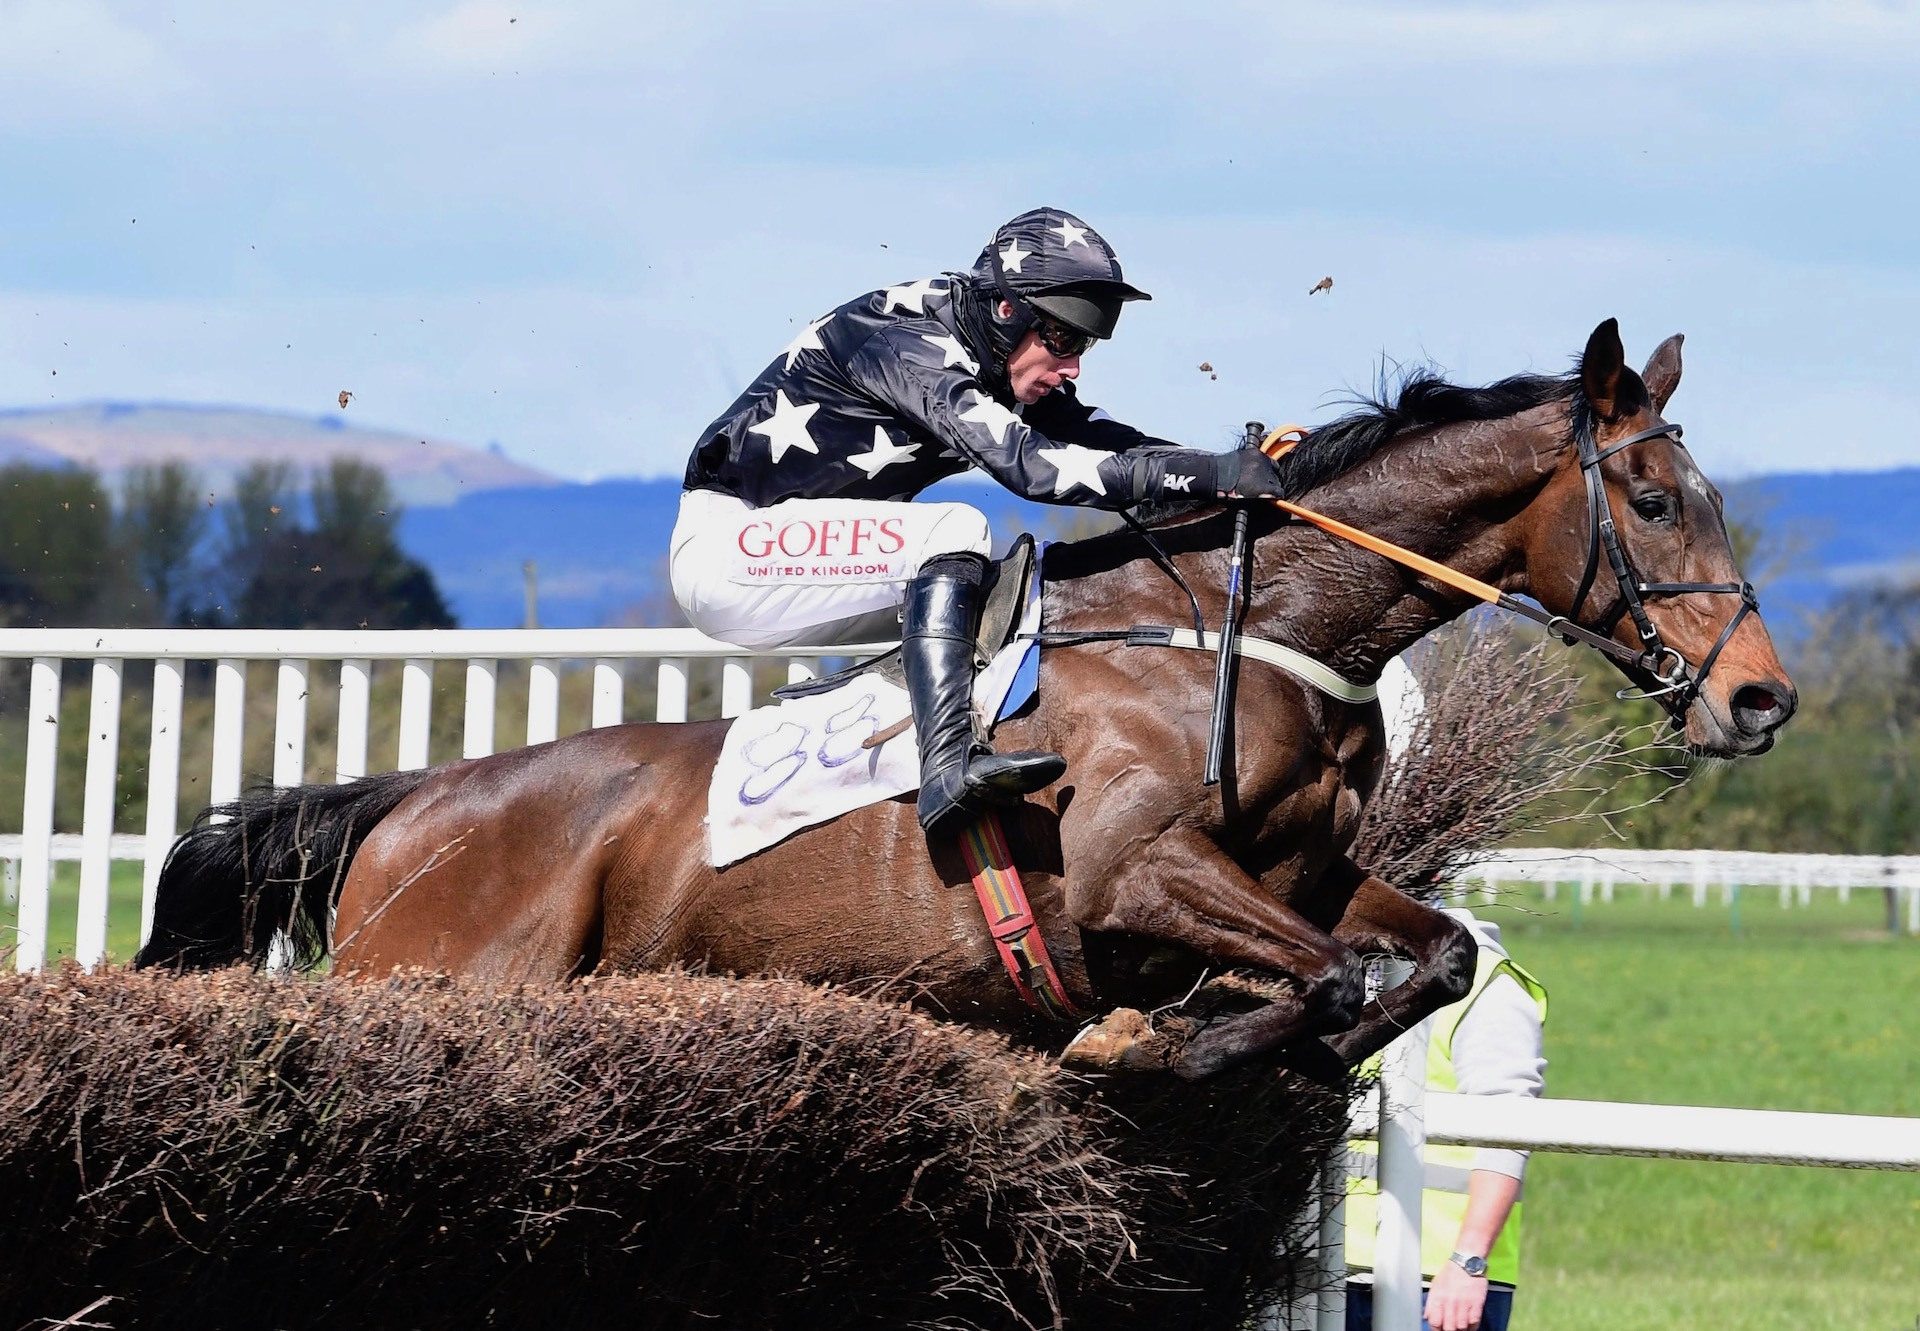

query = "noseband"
[1558,420,1759,720]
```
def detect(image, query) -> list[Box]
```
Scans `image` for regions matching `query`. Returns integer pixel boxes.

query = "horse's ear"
[1642,333,1684,415]
[1581,318,1645,420]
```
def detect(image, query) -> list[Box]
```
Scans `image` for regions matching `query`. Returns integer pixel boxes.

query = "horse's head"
[1524,319,1797,757]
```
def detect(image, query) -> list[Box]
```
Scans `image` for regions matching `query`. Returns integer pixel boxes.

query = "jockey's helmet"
[972,207,1152,341]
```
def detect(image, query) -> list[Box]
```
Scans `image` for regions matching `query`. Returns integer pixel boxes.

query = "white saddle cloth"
[706,584,1044,868]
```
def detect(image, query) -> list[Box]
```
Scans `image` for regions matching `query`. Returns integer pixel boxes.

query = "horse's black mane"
[1277,365,1584,496]
[1131,364,1587,529]
[1050,361,1589,578]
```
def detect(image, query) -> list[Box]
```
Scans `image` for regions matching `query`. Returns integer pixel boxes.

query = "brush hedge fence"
[1,966,1347,1330]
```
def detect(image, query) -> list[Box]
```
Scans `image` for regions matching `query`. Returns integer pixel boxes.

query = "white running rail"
[1277,986,1920,1331]
[1459,847,1920,934]
[0,627,889,971]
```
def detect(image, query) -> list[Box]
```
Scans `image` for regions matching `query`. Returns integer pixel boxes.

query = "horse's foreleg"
[1076,829,1363,1081]
[1322,860,1475,1066]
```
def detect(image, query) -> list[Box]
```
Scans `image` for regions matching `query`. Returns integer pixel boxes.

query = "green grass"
[4,859,149,965]
[1478,887,1920,1331]
[7,869,1916,1329]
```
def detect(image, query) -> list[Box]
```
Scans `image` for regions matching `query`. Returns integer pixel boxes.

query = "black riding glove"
[1127,447,1288,503]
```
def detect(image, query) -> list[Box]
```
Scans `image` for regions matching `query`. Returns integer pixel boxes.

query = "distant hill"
[401,480,685,629]
[404,468,1919,631]
[0,401,558,507]
[1725,468,1920,626]
[20,398,1901,633]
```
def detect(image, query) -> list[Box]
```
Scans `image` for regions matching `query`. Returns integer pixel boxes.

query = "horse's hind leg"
[1321,859,1475,1066]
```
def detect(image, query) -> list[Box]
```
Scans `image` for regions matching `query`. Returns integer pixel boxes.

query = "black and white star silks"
[684,207,1190,510]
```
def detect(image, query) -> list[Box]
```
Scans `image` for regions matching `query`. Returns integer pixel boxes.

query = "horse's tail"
[132,768,434,971]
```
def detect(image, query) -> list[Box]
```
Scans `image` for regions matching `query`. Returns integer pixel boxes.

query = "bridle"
[1233,416,1761,728]
[1557,418,1759,721]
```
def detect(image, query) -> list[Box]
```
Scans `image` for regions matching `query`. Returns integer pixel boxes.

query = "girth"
[1021,625,1378,705]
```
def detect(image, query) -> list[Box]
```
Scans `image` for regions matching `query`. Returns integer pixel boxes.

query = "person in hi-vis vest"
[1345,908,1548,1331]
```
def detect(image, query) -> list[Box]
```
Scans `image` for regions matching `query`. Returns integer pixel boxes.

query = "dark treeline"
[0,458,452,630]
[1573,579,1920,854]
[4,466,1911,853]
[1465,507,1919,854]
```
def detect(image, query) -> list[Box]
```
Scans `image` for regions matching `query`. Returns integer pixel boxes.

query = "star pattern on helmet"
[846,425,920,479]
[747,389,821,464]
[998,238,1032,274]
[1052,219,1090,249]
[957,391,1025,449]
[1037,445,1111,497]
[780,315,830,371]
[919,331,979,375]
[881,277,946,315]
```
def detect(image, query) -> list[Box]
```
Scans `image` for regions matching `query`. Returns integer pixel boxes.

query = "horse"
[136,320,1796,1080]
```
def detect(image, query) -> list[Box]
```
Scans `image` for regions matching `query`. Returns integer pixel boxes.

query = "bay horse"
[136,320,1796,1079]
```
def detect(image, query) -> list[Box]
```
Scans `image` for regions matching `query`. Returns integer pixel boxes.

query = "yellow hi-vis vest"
[1344,949,1548,1287]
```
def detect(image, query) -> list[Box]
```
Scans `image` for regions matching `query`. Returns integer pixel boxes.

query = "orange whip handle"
[1256,428,1506,607]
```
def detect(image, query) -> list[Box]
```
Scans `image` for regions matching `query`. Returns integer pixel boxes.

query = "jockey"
[672,206,1289,838]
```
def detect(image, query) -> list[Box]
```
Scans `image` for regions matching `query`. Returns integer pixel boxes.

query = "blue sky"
[2,1,1916,482]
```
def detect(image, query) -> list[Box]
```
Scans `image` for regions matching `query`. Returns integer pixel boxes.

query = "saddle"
[771,535,1037,702]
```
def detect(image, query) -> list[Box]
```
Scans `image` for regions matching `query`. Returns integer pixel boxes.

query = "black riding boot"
[905,553,1065,840]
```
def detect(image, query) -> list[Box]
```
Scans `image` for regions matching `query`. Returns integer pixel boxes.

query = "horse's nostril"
[1732,683,1795,732]
[1736,686,1779,713]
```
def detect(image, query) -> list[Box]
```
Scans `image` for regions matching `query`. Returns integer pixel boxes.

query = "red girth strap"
[958,813,1081,1021]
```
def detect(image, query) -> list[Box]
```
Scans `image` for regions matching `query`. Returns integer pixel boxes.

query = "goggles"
[1032,315,1097,359]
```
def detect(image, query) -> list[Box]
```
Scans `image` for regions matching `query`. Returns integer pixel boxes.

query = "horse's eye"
[1632,493,1673,523]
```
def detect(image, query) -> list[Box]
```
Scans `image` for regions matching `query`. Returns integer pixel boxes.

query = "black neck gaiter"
[945,274,1024,400]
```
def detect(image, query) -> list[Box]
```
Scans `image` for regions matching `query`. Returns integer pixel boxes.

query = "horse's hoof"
[1273,1038,1351,1090]
[1060,1008,1171,1074]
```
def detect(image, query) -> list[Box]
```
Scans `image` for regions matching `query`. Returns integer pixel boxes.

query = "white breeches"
[668,489,994,650]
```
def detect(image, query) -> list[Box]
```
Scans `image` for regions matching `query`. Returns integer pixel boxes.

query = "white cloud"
[0,3,1914,485]
[7,208,1915,482]
[387,0,580,74]
[1251,1,1920,68]
[0,0,192,125]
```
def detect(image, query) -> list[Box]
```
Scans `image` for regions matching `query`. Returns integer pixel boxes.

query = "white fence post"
[398,658,433,771]
[210,658,246,808]
[141,659,184,946]
[1316,1149,1348,1331]
[265,659,308,976]
[16,658,63,972]
[591,659,623,728]
[75,658,123,969]
[656,658,689,723]
[721,657,753,718]
[1374,959,1429,1331]
[527,658,560,745]
[274,659,309,787]
[336,658,371,782]
[464,659,498,758]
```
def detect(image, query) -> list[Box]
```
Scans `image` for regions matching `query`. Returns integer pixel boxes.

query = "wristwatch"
[1449,1252,1489,1278]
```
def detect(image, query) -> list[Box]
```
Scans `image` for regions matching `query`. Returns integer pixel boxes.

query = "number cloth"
[704,582,1045,868]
